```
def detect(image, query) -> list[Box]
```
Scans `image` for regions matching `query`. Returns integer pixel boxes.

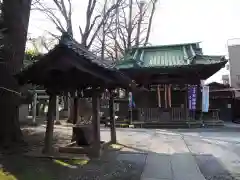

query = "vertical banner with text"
[202,85,209,112]
[188,85,197,110]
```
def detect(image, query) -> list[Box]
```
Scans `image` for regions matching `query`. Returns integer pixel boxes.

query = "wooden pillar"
[43,94,56,154]
[92,90,101,158]
[32,91,37,124]
[157,85,161,107]
[67,93,71,118]
[185,85,188,119]
[164,85,167,108]
[55,96,60,123]
[168,85,172,108]
[109,91,116,144]
[71,95,79,142]
[73,97,79,124]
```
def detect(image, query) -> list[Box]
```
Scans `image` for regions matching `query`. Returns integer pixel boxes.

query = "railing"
[172,107,186,121]
[138,107,187,122]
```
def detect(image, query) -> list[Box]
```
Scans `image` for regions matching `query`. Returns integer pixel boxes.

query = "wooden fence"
[137,107,189,122]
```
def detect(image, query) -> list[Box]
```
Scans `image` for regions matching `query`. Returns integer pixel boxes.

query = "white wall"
[228,45,240,88]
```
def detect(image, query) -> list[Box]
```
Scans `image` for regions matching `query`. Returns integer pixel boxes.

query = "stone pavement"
[141,134,206,180]
[141,153,206,180]
[103,128,206,180]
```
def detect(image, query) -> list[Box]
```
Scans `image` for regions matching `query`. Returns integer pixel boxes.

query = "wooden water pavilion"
[16,33,136,157]
[115,42,227,128]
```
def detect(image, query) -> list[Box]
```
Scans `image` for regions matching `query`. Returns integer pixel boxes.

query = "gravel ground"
[3,123,240,180]
[0,125,144,180]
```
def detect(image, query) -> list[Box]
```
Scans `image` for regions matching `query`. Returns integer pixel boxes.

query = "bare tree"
[33,0,124,121]
[104,0,158,61]
[33,0,158,62]
[144,0,157,46]
[34,0,123,49]
[33,0,73,35]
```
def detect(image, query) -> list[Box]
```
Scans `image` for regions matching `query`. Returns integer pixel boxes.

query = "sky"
[28,0,240,82]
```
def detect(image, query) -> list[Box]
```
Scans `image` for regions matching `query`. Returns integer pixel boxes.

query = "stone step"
[135,121,203,129]
[106,120,224,129]
[203,120,224,127]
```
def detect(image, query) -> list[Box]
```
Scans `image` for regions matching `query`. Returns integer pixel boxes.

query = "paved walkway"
[140,151,205,180]
[101,128,206,180]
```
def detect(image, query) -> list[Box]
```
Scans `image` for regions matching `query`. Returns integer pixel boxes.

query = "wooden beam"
[109,91,116,144]
[43,94,56,154]
[91,89,101,158]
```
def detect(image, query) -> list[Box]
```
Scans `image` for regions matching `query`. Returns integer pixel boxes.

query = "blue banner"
[188,85,197,110]
[128,92,135,109]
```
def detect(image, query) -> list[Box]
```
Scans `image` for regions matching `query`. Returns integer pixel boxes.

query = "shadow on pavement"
[0,131,144,180]
[119,143,240,180]
[1,126,240,180]
[194,154,240,180]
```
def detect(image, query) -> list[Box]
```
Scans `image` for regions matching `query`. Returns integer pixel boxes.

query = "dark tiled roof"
[60,33,115,69]
[16,33,135,89]
[59,33,133,85]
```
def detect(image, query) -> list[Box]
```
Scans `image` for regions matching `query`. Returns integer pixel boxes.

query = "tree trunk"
[0,0,32,147]
[144,0,157,46]
[135,1,144,47]
[127,0,133,49]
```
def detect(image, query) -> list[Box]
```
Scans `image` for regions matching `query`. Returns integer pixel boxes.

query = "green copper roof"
[115,42,224,69]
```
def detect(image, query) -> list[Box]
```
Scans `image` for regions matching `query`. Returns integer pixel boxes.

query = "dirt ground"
[0,125,144,180]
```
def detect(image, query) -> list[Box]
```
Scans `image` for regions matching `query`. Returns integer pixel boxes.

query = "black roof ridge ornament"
[60,32,73,44]
[58,32,117,70]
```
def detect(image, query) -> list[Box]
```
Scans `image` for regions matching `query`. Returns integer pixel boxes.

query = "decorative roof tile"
[115,42,225,69]
[16,33,136,88]
[60,33,115,69]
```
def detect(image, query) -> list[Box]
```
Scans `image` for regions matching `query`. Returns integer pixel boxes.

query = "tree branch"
[144,0,157,46]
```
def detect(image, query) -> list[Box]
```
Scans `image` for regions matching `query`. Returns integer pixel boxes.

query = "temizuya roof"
[16,33,136,91]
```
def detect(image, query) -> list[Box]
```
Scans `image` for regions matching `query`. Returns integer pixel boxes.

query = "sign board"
[202,85,209,112]
[188,85,197,110]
